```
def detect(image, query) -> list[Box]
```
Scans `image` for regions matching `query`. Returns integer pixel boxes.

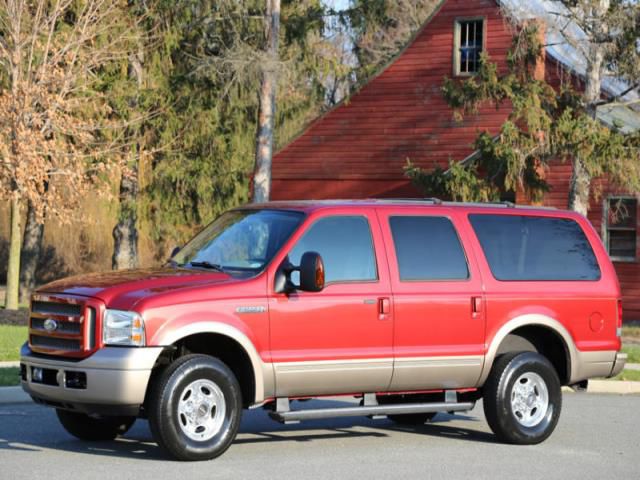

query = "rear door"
[377,207,486,391]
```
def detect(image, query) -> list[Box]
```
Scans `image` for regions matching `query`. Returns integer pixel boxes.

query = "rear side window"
[389,216,469,281]
[289,216,377,284]
[469,214,601,281]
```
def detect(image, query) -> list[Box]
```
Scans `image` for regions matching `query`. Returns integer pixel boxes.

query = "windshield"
[172,209,304,277]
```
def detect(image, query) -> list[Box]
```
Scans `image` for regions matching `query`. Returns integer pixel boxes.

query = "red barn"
[271,0,640,321]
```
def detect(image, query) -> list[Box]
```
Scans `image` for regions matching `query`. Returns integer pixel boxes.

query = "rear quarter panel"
[461,208,621,355]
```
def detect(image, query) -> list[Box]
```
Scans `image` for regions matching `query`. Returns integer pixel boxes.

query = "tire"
[483,351,562,445]
[147,354,243,461]
[56,410,136,441]
[377,394,438,425]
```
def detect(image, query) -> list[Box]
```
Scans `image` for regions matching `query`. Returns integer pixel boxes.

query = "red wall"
[272,0,514,200]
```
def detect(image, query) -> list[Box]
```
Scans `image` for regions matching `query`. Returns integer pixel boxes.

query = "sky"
[323,0,349,11]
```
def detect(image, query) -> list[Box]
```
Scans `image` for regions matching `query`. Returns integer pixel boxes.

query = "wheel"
[376,394,438,425]
[483,351,562,445]
[147,354,243,461]
[56,410,136,441]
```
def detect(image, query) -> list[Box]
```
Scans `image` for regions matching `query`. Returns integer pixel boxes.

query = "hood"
[37,267,235,310]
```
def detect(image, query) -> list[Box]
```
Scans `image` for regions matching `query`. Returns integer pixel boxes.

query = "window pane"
[289,216,377,283]
[177,210,303,275]
[469,214,601,281]
[390,216,469,281]
[458,20,484,74]
[608,198,637,229]
[609,230,636,258]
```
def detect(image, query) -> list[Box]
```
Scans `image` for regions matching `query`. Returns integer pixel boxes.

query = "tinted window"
[389,216,469,281]
[174,209,304,277]
[469,214,601,281]
[289,216,377,284]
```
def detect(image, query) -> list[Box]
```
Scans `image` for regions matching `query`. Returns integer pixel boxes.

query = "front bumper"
[608,352,627,378]
[20,343,163,415]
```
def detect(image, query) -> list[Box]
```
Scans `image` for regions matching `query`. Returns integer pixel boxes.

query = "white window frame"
[453,17,487,77]
[603,196,638,262]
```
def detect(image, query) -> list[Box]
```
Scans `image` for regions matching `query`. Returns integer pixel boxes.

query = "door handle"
[378,297,390,320]
[471,296,483,319]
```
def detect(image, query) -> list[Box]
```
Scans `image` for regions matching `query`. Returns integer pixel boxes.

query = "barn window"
[454,18,485,76]
[604,197,638,261]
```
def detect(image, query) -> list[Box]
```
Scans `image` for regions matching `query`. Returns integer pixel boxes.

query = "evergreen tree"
[407,5,640,211]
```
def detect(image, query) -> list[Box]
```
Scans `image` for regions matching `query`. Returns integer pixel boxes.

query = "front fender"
[151,317,272,405]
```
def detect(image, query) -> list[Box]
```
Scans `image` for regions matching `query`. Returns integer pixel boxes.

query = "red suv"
[20,200,626,460]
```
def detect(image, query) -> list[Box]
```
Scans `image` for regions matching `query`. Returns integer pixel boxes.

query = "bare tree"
[252,0,280,204]
[0,0,135,308]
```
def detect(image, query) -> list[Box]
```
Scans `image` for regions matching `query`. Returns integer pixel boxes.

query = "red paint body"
[32,202,621,371]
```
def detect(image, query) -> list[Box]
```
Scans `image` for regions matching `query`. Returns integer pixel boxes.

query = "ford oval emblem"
[43,318,58,332]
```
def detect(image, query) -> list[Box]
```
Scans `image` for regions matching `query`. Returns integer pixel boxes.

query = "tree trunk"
[112,52,143,270]
[567,0,609,215]
[112,171,139,270]
[19,202,45,304]
[5,198,22,310]
[252,0,281,203]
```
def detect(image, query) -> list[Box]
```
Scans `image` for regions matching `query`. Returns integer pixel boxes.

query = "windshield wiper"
[188,261,226,272]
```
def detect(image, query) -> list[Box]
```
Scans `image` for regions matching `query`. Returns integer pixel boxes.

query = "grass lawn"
[0,325,27,362]
[0,367,20,386]
[621,344,640,364]
[611,369,640,382]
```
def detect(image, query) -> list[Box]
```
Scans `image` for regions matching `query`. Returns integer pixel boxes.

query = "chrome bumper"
[608,352,627,378]
[20,343,163,413]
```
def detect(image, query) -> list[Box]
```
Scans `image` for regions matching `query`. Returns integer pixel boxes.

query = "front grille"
[30,335,82,352]
[28,296,95,358]
[31,318,82,334]
[31,301,82,316]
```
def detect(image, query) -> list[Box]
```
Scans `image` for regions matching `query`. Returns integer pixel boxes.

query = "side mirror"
[299,251,325,292]
[274,252,325,294]
[170,246,181,258]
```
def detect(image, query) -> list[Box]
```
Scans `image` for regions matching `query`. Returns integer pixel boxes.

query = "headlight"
[103,310,145,346]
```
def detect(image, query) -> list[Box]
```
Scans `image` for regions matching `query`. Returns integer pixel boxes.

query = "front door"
[269,210,394,397]
[377,208,486,391]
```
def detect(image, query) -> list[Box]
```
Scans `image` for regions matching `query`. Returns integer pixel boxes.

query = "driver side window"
[289,216,378,284]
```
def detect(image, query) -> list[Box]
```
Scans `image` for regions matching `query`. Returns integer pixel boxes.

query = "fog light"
[32,367,43,383]
[64,371,87,390]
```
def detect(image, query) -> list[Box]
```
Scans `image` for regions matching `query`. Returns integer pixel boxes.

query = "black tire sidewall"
[153,355,242,461]
[488,352,561,444]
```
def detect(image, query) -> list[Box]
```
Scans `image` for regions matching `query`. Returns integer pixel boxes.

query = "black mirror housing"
[299,251,325,292]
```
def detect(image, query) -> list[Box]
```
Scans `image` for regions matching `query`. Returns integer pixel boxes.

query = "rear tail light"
[617,299,623,337]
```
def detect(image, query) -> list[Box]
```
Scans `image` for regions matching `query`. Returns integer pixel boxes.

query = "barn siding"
[272,0,515,199]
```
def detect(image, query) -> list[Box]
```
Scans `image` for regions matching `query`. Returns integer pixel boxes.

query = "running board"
[269,400,475,423]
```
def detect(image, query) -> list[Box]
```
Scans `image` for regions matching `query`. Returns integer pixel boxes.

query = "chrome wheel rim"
[177,379,226,441]
[510,372,549,427]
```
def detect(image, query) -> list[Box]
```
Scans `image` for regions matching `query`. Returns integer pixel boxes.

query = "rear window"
[389,216,469,281]
[469,214,601,281]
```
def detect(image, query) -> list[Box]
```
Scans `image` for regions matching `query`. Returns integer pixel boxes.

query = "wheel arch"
[153,321,273,405]
[479,314,577,386]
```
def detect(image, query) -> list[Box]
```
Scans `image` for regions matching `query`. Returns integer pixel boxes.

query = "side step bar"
[269,399,475,423]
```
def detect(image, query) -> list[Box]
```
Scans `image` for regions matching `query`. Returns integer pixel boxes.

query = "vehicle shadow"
[0,399,496,461]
